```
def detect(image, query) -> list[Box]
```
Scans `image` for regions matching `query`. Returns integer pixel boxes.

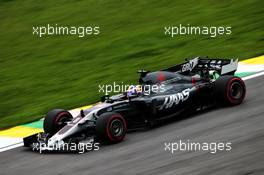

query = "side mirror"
[101,94,109,102]
[138,69,149,84]
[137,69,149,78]
[80,110,85,118]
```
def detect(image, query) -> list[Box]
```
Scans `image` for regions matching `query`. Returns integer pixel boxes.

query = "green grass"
[0,0,263,129]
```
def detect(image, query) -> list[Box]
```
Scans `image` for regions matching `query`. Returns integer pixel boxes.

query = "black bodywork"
[23,57,240,150]
[83,57,237,130]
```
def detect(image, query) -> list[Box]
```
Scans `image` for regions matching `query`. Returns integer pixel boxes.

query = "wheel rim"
[109,119,124,137]
[229,81,243,100]
[55,113,71,126]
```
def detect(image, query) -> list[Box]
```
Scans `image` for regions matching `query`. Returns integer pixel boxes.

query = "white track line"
[0,143,24,152]
[242,71,264,80]
[0,141,23,152]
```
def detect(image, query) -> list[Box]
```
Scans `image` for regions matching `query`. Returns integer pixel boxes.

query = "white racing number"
[159,88,190,110]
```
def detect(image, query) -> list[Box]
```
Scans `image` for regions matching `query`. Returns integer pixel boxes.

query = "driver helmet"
[127,85,142,97]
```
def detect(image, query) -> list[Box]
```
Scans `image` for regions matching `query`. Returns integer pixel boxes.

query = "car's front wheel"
[43,109,73,136]
[95,112,127,143]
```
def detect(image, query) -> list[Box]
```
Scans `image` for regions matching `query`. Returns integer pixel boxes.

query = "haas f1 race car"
[24,57,246,152]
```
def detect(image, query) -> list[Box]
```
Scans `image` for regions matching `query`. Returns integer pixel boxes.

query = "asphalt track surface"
[1,75,264,175]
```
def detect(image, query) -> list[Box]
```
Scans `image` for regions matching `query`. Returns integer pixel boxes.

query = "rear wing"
[163,57,238,75]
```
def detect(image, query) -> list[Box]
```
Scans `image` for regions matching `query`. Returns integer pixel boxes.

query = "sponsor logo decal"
[182,62,194,72]
[181,58,198,72]
[159,88,190,110]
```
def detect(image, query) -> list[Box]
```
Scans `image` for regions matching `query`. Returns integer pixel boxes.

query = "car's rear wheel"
[95,112,127,143]
[214,76,246,106]
[43,109,73,136]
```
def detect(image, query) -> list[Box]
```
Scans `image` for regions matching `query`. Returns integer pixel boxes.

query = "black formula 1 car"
[24,57,246,152]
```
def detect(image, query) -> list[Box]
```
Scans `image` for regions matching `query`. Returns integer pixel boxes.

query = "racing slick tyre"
[96,112,127,143]
[214,76,246,106]
[44,109,73,136]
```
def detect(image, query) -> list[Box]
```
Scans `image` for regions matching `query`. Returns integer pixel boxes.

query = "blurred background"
[0,0,263,129]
